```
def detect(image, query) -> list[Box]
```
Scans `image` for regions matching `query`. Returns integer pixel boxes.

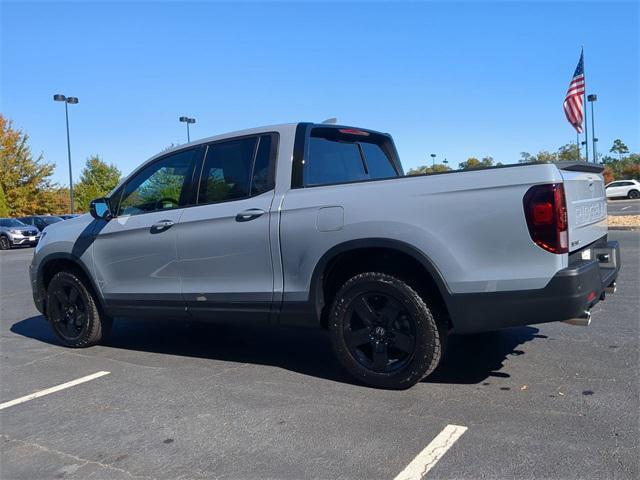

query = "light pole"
[53,94,79,213]
[179,116,196,142]
[587,94,598,163]
[430,153,436,168]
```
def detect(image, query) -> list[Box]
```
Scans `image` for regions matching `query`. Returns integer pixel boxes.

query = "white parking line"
[621,205,631,211]
[0,371,110,411]
[393,424,468,480]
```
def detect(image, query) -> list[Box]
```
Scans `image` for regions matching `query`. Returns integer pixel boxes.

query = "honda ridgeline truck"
[30,123,621,389]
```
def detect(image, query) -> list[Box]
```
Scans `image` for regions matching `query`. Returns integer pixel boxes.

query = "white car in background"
[605,179,640,199]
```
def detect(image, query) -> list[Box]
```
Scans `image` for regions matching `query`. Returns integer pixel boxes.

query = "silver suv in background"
[0,218,41,249]
[29,122,621,389]
[18,215,64,232]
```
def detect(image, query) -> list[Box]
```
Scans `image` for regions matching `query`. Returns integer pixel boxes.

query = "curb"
[608,226,640,231]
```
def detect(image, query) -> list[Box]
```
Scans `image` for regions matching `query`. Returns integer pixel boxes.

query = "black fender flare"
[308,238,453,323]
[37,252,106,313]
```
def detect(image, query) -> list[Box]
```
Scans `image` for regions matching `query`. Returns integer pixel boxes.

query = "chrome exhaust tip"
[605,282,617,295]
[563,311,591,327]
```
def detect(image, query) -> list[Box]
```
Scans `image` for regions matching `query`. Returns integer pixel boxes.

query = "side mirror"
[89,198,113,221]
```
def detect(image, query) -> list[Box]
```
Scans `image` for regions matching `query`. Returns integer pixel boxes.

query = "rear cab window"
[303,126,401,187]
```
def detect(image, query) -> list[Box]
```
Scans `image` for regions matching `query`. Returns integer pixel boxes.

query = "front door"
[176,134,277,322]
[92,147,200,318]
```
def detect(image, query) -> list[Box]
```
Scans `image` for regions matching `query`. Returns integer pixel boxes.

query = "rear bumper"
[449,240,621,334]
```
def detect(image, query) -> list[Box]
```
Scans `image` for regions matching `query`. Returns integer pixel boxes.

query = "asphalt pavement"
[1,232,638,479]
[607,199,640,216]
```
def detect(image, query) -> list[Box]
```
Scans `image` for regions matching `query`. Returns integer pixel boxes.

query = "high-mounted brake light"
[523,183,568,254]
[338,129,370,136]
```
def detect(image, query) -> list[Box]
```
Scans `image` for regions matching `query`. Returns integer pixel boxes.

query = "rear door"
[91,147,201,317]
[559,165,607,251]
[176,134,277,321]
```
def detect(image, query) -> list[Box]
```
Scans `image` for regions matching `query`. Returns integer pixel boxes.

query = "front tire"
[628,189,639,199]
[329,272,443,389]
[0,236,11,250]
[46,271,112,347]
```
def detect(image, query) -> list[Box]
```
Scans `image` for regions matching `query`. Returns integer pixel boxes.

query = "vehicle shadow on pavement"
[426,326,544,384]
[12,316,544,386]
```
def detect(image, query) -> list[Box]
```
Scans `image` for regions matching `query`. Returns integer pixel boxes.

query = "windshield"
[42,216,63,225]
[0,219,27,228]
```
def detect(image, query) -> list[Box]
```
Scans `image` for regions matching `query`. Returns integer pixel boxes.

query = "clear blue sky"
[2,1,638,185]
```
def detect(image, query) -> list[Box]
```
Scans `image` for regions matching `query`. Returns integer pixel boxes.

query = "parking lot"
[607,199,640,216]
[0,231,638,480]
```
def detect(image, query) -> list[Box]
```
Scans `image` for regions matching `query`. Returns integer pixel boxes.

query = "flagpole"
[576,132,580,161]
[582,46,590,162]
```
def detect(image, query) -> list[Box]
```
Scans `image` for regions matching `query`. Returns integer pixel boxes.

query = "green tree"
[407,163,452,175]
[0,184,9,216]
[74,155,122,212]
[557,143,581,162]
[610,139,629,159]
[0,114,58,215]
[458,156,496,170]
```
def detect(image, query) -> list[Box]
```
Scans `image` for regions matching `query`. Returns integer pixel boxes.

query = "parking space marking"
[621,205,631,211]
[393,424,468,480]
[0,371,110,411]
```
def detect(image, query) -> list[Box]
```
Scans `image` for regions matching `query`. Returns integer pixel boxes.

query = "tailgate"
[558,163,608,252]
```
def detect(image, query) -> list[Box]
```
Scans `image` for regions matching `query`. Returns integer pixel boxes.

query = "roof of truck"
[158,122,299,158]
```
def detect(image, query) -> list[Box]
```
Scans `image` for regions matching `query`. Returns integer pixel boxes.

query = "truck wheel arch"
[37,253,105,316]
[309,238,453,329]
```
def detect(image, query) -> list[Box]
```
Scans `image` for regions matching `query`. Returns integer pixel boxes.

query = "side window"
[305,137,367,186]
[117,149,195,216]
[198,137,257,204]
[251,135,275,196]
[360,142,397,179]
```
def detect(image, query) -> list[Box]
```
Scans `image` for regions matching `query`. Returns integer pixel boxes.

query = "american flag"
[563,51,585,133]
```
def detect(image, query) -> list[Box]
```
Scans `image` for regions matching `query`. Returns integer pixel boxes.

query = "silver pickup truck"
[30,122,620,389]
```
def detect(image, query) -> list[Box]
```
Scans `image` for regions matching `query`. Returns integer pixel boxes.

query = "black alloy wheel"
[45,270,112,347]
[344,292,416,373]
[0,236,10,250]
[48,279,88,341]
[329,272,443,389]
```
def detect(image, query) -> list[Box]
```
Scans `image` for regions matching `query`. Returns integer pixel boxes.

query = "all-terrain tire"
[46,271,112,347]
[329,272,443,389]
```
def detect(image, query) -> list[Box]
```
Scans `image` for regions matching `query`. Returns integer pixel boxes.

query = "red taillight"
[523,183,568,254]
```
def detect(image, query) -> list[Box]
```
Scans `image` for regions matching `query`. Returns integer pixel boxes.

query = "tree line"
[0,114,121,216]
[1,112,638,217]
[406,141,639,183]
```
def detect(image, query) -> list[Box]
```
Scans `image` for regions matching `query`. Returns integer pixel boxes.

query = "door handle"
[235,208,266,222]
[150,219,175,234]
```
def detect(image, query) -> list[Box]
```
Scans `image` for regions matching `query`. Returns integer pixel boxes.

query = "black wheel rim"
[344,292,416,373]
[630,191,639,199]
[0,237,8,249]
[49,281,87,340]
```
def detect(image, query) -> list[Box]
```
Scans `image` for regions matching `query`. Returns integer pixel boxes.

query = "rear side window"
[197,134,276,205]
[198,137,256,204]
[251,135,276,196]
[303,127,399,187]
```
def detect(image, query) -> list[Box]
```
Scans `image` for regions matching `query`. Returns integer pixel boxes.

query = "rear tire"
[329,272,443,389]
[628,189,639,199]
[0,236,10,250]
[46,271,112,347]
